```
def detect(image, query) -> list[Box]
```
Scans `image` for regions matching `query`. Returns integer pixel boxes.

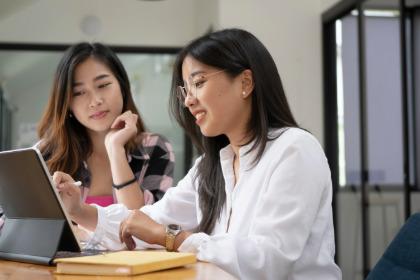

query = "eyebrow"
[73,74,111,87]
[189,70,206,78]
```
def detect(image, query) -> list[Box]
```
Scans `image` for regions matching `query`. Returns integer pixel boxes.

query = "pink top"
[85,195,114,207]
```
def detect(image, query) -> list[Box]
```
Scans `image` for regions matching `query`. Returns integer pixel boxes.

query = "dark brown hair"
[38,43,145,178]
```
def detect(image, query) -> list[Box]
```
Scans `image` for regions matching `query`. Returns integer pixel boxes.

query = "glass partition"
[324,0,408,278]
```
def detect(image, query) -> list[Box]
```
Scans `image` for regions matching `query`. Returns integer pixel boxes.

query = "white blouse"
[88,128,342,280]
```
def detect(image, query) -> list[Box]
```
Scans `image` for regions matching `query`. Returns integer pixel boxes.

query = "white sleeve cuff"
[178,232,210,257]
[85,204,164,250]
[92,204,127,250]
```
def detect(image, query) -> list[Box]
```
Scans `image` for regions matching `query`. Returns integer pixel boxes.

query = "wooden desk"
[0,259,237,280]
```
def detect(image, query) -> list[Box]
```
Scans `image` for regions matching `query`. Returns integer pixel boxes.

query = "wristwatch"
[165,224,181,252]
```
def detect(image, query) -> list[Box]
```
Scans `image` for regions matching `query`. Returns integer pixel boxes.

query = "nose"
[89,91,103,108]
[184,92,196,108]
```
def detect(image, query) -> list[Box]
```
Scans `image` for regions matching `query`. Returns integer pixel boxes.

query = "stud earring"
[69,112,73,118]
[242,91,246,97]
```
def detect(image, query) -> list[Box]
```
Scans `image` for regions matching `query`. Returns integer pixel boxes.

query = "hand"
[52,171,83,218]
[105,110,138,153]
[119,210,165,250]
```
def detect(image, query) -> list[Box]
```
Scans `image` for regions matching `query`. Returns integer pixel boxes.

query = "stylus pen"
[73,181,82,187]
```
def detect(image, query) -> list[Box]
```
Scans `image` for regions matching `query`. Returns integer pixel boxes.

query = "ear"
[241,69,254,99]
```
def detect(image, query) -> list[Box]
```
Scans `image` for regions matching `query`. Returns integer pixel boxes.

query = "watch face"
[168,224,181,231]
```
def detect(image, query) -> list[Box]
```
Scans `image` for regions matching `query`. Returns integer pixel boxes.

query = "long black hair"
[169,29,299,234]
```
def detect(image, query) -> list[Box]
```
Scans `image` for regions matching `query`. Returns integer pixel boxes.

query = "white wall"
[194,0,219,36]
[322,0,341,11]
[216,0,340,143]
[0,0,197,46]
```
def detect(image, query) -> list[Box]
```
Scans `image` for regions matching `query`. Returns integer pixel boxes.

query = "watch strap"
[165,224,181,252]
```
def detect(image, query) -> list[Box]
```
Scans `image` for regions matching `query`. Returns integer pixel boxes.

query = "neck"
[231,145,240,160]
[88,130,108,156]
[228,132,252,160]
[226,108,252,158]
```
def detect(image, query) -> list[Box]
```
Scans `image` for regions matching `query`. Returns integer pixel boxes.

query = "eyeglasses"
[176,69,225,106]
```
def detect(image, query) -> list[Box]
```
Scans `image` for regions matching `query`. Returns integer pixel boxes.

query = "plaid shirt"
[74,132,175,205]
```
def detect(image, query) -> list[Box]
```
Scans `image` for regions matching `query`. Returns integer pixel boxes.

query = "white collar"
[219,128,289,170]
[219,138,258,171]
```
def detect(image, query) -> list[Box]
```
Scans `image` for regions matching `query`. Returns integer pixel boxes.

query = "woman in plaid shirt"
[37,42,174,210]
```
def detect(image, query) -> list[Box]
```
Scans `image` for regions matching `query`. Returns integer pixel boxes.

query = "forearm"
[70,203,98,232]
[108,146,144,209]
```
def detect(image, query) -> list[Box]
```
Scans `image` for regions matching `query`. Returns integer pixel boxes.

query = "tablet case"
[0,148,80,265]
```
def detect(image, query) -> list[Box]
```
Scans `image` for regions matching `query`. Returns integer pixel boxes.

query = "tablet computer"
[0,147,82,265]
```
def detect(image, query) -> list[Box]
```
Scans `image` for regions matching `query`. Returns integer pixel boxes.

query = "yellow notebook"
[54,250,197,276]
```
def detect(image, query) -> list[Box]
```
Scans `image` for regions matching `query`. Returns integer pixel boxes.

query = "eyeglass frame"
[176,69,225,106]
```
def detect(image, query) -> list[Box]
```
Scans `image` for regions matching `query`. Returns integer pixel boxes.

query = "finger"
[117,110,132,121]
[110,116,126,130]
[125,236,136,251]
[56,181,72,191]
[56,182,77,195]
[121,229,136,250]
[111,111,137,129]
[126,111,137,122]
[129,113,138,123]
[53,171,74,186]
[122,114,137,130]
[119,221,125,243]
[56,185,70,197]
[120,224,134,249]
[52,171,64,186]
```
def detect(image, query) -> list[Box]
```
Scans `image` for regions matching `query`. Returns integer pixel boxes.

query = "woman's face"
[70,57,124,134]
[181,55,252,141]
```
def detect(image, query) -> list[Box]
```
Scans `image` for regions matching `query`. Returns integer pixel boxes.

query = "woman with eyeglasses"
[38,42,175,211]
[53,29,342,279]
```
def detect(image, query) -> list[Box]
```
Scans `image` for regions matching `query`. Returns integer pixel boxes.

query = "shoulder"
[266,128,331,182]
[132,133,174,161]
[265,127,328,169]
[134,132,172,150]
[270,127,324,152]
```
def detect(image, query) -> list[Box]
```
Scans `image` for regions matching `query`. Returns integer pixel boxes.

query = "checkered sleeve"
[140,133,175,203]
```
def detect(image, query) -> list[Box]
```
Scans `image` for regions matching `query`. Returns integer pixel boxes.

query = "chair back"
[366,212,420,280]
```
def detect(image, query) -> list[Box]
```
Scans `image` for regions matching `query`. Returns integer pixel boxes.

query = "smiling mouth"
[195,112,206,120]
[194,111,206,125]
[90,111,108,120]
